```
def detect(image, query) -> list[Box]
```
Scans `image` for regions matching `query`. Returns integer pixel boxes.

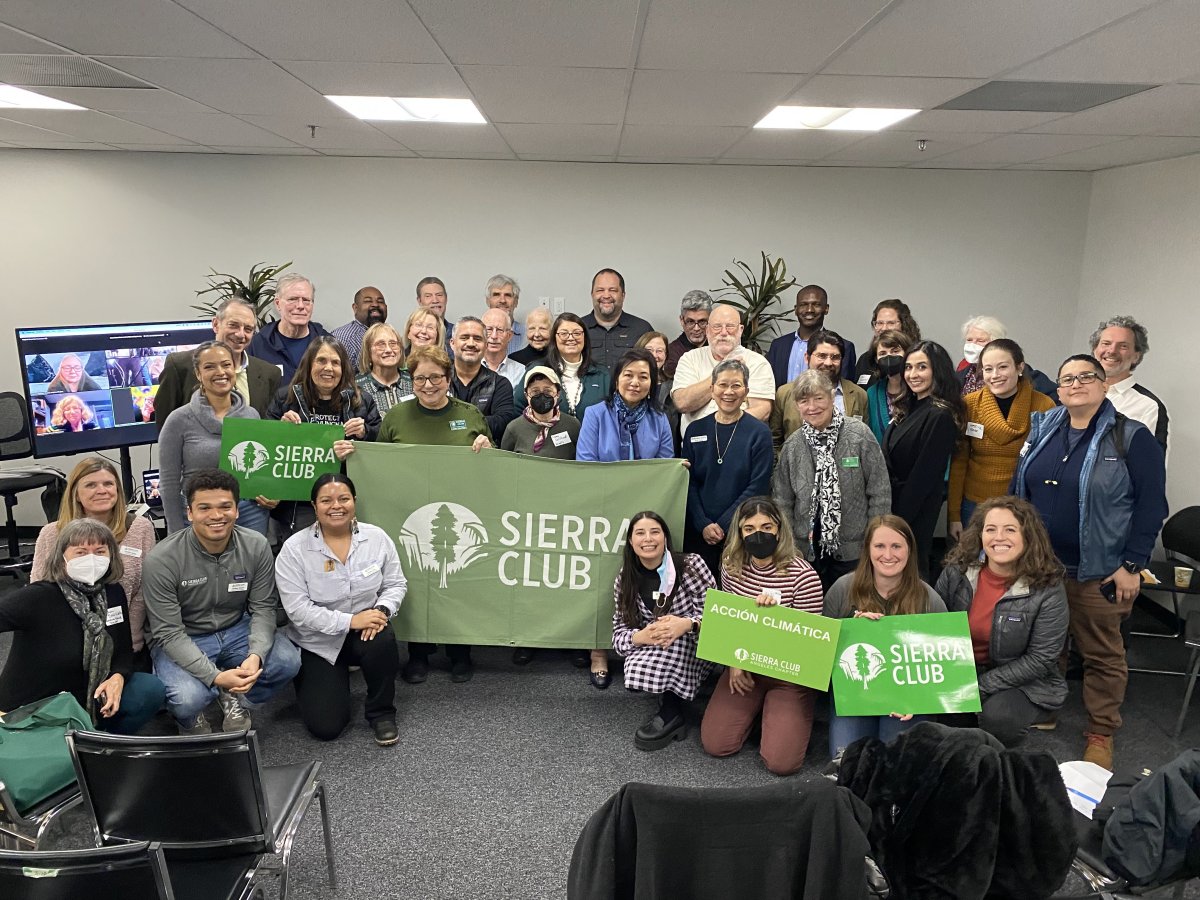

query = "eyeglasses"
[1057,372,1103,387]
[708,323,741,335]
[413,374,447,386]
[484,326,512,335]
[558,330,585,341]
[682,319,709,330]
[280,297,314,307]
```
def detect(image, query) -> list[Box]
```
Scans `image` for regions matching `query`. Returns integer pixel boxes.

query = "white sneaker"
[178,714,212,735]
[218,690,252,732]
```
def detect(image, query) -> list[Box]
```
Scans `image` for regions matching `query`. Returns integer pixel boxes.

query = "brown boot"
[1083,732,1113,771]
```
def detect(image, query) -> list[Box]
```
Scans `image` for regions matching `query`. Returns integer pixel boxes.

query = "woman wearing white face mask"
[956,316,1007,396]
[0,519,164,733]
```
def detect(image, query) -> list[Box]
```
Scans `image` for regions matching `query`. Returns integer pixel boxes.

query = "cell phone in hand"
[1099,580,1118,604]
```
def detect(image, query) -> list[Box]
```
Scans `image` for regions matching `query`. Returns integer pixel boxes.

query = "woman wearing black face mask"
[865,329,912,444]
[500,366,580,458]
[699,497,823,775]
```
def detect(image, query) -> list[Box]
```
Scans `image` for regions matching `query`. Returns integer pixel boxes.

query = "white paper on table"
[1059,761,1113,819]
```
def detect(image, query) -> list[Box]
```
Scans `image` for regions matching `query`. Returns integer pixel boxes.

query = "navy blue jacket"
[248,320,333,383]
[766,331,856,388]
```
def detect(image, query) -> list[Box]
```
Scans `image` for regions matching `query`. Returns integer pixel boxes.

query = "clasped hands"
[213,653,262,694]
[350,608,389,640]
[633,614,692,648]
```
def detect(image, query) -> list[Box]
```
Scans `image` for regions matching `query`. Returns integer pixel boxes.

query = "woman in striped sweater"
[700,497,823,775]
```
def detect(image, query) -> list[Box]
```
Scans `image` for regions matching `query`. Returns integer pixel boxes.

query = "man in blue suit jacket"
[766,285,856,387]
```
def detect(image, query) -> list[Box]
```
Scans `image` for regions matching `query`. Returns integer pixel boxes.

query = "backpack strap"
[1113,412,1127,461]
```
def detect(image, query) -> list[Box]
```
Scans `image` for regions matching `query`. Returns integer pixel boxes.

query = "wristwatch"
[1121,561,1141,575]
[373,604,392,618]
[690,618,700,635]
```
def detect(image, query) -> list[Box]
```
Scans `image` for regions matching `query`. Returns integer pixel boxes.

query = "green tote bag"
[0,691,90,813]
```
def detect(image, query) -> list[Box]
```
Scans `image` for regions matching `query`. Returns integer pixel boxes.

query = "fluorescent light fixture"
[326,96,486,123]
[0,84,85,110]
[755,105,919,131]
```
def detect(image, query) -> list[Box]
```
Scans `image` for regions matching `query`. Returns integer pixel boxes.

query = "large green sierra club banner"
[219,419,344,500]
[347,444,689,648]
[830,612,982,715]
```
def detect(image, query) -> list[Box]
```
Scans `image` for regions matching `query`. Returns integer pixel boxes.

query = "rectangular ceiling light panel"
[0,84,85,110]
[326,95,486,123]
[756,105,919,131]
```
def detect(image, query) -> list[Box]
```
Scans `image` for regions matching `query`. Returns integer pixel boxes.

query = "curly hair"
[1089,315,1149,368]
[942,496,1065,590]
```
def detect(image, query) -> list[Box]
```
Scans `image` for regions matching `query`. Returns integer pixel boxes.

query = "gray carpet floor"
[5,608,1200,898]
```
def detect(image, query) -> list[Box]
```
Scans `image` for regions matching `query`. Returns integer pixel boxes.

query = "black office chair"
[0,391,64,579]
[0,779,81,851]
[1054,808,1190,899]
[0,840,268,900]
[1139,506,1200,638]
[66,729,335,900]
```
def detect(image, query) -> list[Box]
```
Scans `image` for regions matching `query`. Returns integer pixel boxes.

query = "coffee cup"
[1176,566,1194,589]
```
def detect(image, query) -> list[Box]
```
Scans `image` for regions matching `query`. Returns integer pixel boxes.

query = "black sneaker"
[634,714,686,751]
[401,657,429,684]
[450,658,474,683]
[372,718,399,747]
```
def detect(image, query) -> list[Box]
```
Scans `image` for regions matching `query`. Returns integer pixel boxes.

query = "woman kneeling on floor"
[612,510,715,750]
[700,497,824,774]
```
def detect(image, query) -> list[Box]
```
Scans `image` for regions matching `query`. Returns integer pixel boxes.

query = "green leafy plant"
[713,251,799,353]
[192,261,293,325]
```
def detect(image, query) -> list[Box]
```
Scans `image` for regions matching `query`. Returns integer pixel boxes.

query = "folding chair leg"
[316,781,337,890]
[1174,647,1200,739]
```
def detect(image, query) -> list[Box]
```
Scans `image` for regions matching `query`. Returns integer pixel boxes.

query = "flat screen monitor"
[16,319,214,458]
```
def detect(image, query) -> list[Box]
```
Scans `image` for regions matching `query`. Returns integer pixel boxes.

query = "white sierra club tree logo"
[399,502,489,589]
[227,440,270,477]
[838,642,887,690]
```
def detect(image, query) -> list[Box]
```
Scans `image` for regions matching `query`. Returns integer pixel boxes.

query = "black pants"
[408,642,472,664]
[684,530,724,587]
[978,688,1049,748]
[294,628,400,741]
[813,556,857,593]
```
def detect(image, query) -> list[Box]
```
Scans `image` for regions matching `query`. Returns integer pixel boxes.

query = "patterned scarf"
[613,395,649,460]
[962,364,984,395]
[521,404,561,453]
[58,579,114,726]
[801,407,845,558]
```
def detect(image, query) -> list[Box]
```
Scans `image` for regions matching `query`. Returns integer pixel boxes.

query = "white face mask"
[963,342,984,365]
[66,553,110,586]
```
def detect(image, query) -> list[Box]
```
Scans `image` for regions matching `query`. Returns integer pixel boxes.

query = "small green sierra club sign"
[219,418,344,500]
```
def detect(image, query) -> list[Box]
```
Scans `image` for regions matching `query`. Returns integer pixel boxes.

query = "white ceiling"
[1,0,1199,170]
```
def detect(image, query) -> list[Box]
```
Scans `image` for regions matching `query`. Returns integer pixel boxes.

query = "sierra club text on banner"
[696,590,841,690]
[219,418,345,501]
[346,443,688,648]
[831,612,982,716]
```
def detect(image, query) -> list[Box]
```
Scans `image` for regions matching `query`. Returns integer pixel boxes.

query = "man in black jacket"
[448,316,516,439]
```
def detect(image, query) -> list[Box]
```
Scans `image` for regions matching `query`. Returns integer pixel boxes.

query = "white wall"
[1075,153,1200,514]
[2,150,1093,520]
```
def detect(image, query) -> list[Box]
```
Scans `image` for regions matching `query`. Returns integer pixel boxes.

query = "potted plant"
[713,252,798,353]
[192,261,292,325]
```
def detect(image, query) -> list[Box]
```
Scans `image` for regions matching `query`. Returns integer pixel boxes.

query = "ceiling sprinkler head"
[917,139,927,151]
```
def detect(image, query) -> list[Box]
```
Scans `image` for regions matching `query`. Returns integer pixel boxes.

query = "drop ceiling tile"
[911,132,1123,166]
[113,112,304,147]
[1008,0,1200,84]
[615,157,714,164]
[496,123,618,155]
[715,157,821,165]
[638,0,886,72]
[807,159,913,167]
[238,116,405,150]
[890,109,1072,132]
[3,140,117,150]
[210,146,321,155]
[822,130,1001,162]
[318,147,419,157]
[461,66,629,125]
[0,23,67,53]
[11,86,213,114]
[626,70,802,126]
[414,150,516,160]
[791,75,986,109]
[109,144,219,153]
[619,124,745,157]
[826,0,1158,78]
[0,109,187,144]
[1014,135,1200,170]
[277,61,469,97]
[0,115,72,142]
[722,128,863,159]
[408,0,640,68]
[1022,84,1200,137]
[517,154,615,162]
[370,122,511,154]
[0,0,257,58]
[97,58,333,117]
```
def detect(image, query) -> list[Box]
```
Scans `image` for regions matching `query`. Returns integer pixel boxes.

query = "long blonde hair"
[57,457,129,542]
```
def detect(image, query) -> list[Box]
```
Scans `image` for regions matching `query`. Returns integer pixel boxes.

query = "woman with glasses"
[947,338,1054,542]
[46,353,103,393]
[402,308,446,356]
[1012,354,1166,770]
[356,322,413,416]
[517,312,610,420]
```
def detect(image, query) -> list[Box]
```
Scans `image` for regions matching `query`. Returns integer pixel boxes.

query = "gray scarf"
[58,579,114,726]
[801,407,845,559]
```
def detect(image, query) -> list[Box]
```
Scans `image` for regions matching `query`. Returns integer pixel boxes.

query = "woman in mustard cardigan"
[948,339,1055,541]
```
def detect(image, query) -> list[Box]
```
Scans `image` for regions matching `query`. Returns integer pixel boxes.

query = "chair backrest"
[0,392,34,461]
[66,730,274,855]
[0,840,173,900]
[1163,506,1200,567]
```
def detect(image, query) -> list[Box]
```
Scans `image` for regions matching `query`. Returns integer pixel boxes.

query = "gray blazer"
[935,565,1069,711]
[772,417,891,562]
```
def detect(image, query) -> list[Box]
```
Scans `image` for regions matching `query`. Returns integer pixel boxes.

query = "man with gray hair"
[156,295,282,425]
[485,274,526,354]
[664,290,712,379]
[248,273,332,381]
[1090,315,1168,453]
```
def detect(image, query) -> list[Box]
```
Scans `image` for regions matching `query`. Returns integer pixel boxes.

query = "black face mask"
[877,355,905,377]
[742,531,779,559]
[529,393,557,414]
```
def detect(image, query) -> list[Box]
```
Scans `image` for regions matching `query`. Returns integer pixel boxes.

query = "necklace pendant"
[717,457,723,465]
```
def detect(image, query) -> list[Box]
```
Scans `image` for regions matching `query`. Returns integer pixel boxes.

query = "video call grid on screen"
[16,319,215,458]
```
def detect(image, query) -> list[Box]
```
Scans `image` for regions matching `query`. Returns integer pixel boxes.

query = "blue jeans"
[828,696,925,757]
[151,614,301,724]
[236,499,270,535]
[101,672,166,735]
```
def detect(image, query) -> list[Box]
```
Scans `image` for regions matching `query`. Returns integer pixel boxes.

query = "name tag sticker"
[400,395,415,403]
[551,431,572,447]
[966,421,985,439]
[228,581,249,593]
[841,456,860,468]
[361,563,381,578]
[1019,442,1030,457]
[105,606,124,626]
[690,435,708,443]
[857,374,870,385]
[449,420,467,431]
[119,545,142,558]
